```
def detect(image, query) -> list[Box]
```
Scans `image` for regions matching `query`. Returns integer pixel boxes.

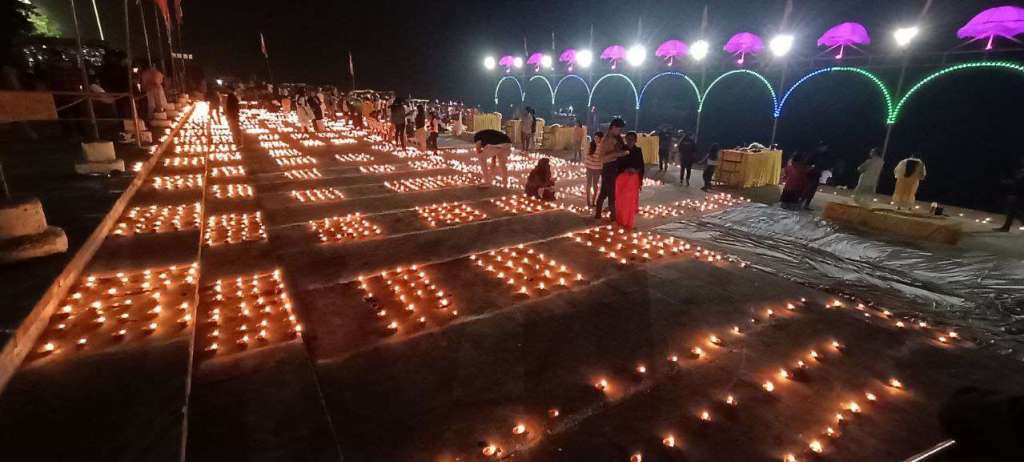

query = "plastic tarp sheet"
[657,203,1024,355]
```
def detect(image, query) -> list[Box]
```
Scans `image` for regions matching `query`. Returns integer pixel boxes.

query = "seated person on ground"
[525,158,556,201]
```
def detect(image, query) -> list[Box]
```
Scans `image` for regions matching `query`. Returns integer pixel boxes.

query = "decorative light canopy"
[724,32,764,64]
[559,48,576,71]
[655,39,688,65]
[818,22,871,59]
[498,55,515,72]
[601,44,626,69]
[527,52,549,71]
[958,6,1024,50]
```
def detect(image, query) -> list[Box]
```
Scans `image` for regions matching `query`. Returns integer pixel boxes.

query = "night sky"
[32,0,1024,211]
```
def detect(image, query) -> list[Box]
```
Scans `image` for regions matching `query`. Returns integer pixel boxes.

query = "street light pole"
[70,0,100,141]
[124,0,142,147]
[137,0,152,67]
[694,64,707,143]
[880,51,911,161]
[769,61,788,147]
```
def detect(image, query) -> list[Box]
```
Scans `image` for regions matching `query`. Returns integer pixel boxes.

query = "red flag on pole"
[260,33,268,58]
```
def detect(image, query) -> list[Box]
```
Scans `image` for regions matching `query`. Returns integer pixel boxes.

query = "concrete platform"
[0,109,1020,462]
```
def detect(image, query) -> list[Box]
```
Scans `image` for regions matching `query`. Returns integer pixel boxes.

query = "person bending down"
[474,129,512,188]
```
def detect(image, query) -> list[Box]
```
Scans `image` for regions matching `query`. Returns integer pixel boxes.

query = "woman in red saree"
[615,132,645,230]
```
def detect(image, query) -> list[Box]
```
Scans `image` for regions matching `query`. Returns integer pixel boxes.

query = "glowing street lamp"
[483,56,496,70]
[575,49,594,68]
[768,34,794,147]
[882,25,921,161]
[626,44,647,66]
[893,26,920,48]
[540,54,553,69]
[512,56,524,69]
[690,39,710,61]
[769,34,795,57]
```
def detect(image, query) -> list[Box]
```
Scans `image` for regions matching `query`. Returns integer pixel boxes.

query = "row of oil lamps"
[209,183,255,199]
[471,245,585,298]
[113,202,202,236]
[204,212,267,246]
[384,174,479,193]
[309,213,383,243]
[416,202,488,227]
[291,187,345,203]
[36,264,198,358]
[199,270,302,356]
[355,265,456,333]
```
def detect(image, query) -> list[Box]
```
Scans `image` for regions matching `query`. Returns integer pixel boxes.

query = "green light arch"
[638,72,701,109]
[890,61,1024,124]
[587,73,639,109]
[776,67,893,122]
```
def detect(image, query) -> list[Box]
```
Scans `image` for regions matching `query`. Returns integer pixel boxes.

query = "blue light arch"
[699,69,777,116]
[638,72,702,108]
[587,73,640,109]
[493,76,525,106]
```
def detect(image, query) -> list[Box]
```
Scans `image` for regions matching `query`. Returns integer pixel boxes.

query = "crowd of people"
[204,85,1023,235]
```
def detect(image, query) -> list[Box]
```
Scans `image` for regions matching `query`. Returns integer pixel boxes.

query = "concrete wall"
[0,91,58,122]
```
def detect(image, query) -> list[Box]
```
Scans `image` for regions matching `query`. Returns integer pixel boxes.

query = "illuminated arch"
[553,74,591,103]
[493,76,525,105]
[890,61,1024,124]
[587,73,640,109]
[638,72,701,108]
[527,75,555,104]
[776,67,893,121]
[699,69,777,115]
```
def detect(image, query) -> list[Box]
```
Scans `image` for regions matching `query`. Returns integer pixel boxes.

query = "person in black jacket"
[994,158,1024,232]
[224,87,242,147]
[701,143,720,192]
[618,132,645,177]
[677,134,697,186]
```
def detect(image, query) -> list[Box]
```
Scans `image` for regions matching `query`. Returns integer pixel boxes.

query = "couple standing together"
[593,118,645,229]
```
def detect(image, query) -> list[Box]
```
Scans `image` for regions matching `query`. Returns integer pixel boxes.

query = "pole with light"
[483,55,498,110]
[69,0,100,141]
[626,44,646,128]
[880,26,920,162]
[690,39,710,143]
[768,33,794,147]
[575,48,594,132]
[124,0,142,147]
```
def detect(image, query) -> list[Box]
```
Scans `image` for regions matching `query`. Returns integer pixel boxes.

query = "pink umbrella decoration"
[526,52,545,71]
[655,39,689,66]
[601,44,626,69]
[817,22,870,59]
[498,55,515,73]
[559,48,577,72]
[958,6,1024,50]
[724,32,764,65]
